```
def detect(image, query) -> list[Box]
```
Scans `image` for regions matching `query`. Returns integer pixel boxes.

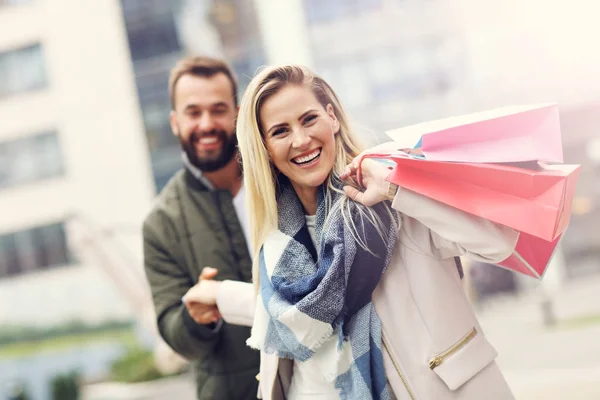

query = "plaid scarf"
[247,178,398,399]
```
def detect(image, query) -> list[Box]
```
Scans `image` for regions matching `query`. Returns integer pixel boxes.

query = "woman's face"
[260,84,339,199]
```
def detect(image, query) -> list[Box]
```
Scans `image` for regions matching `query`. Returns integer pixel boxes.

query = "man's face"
[170,73,238,172]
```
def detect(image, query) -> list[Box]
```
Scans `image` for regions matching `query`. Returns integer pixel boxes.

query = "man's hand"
[183,267,223,325]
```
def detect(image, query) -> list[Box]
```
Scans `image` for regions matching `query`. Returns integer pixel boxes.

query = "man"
[143,56,258,399]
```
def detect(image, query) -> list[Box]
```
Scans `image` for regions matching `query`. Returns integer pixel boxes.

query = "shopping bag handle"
[355,151,411,187]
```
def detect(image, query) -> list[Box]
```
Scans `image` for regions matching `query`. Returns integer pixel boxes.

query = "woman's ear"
[326,104,340,134]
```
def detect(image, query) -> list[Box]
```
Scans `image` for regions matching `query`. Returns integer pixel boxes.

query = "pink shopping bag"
[379,155,580,278]
[385,156,580,242]
[497,233,563,279]
[385,104,563,163]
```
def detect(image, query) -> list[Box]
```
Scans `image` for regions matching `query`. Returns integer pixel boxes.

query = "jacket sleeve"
[391,187,519,263]
[216,280,255,327]
[143,219,220,360]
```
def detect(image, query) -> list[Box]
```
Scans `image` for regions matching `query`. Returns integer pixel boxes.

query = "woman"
[235,65,519,400]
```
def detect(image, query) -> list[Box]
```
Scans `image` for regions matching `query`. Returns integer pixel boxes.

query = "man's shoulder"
[143,169,187,232]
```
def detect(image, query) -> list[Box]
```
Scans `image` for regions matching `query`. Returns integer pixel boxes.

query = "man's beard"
[180,128,238,173]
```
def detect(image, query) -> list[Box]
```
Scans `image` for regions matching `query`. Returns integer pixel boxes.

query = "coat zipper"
[382,336,416,400]
[428,327,477,370]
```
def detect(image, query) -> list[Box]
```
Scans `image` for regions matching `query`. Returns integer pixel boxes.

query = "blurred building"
[452,0,600,280]
[117,0,469,192]
[302,0,469,139]
[120,0,267,191]
[0,0,154,326]
[559,102,600,278]
[1,0,599,329]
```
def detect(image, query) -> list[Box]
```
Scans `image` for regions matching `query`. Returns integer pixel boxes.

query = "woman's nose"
[291,129,311,149]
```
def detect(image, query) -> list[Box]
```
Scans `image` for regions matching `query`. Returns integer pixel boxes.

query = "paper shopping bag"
[497,233,563,279]
[385,104,563,163]
[382,157,580,278]
[385,157,580,242]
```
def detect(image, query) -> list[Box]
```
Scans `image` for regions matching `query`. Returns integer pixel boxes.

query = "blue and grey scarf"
[247,177,398,399]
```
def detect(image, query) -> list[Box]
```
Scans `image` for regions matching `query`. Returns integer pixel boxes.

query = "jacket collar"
[182,152,215,191]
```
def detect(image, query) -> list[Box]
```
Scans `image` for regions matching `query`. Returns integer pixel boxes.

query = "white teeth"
[293,149,320,164]
[199,137,218,144]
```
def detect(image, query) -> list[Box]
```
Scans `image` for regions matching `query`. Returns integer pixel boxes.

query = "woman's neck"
[292,184,318,215]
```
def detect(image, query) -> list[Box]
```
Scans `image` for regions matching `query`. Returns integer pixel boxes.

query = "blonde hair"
[236,65,393,290]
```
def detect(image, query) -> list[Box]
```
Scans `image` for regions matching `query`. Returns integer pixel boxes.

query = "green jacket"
[143,169,259,399]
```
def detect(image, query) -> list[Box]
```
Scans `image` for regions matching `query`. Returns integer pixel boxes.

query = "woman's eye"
[303,115,317,125]
[273,128,287,136]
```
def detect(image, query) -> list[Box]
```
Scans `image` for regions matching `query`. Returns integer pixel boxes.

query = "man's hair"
[169,56,239,110]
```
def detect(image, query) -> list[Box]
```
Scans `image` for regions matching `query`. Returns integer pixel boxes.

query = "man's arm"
[143,219,220,360]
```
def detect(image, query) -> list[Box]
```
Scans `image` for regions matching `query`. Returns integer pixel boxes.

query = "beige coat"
[217,188,519,400]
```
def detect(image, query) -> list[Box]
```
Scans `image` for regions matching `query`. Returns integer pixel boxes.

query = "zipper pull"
[428,356,443,370]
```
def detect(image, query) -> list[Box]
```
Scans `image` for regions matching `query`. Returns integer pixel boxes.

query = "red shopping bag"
[386,104,563,163]
[382,156,580,278]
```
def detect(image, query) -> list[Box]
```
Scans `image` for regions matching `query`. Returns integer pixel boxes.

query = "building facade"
[120,0,267,191]
[119,0,467,191]
[302,0,469,140]
[0,0,155,326]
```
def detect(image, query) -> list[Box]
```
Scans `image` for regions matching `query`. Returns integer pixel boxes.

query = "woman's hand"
[341,157,394,206]
[183,267,223,324]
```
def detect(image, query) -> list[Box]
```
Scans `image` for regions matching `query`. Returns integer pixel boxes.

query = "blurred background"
[0,0,599,399]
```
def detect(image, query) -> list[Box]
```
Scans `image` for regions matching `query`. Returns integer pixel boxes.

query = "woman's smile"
[291,148,322,167]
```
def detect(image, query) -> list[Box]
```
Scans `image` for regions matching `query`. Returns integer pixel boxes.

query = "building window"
[123,1,182,62]
[121,0,266,192]
[0,0,32,6]
[303,0,382,24]
[0,131,65,189]
[127,20,181,61]
[136,70,183,192]
[0,44,48,99]
[0,222,72,278]
[137,71,174,153]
